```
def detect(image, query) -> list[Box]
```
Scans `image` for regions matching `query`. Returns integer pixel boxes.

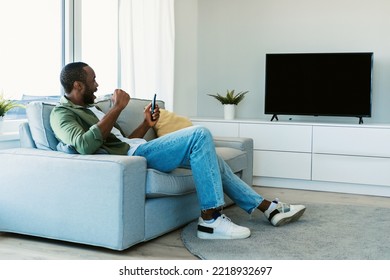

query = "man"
[50,62,306,240]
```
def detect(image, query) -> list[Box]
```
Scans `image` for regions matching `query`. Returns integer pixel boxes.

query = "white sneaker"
[197,214,251,240]
[264,199,306,227]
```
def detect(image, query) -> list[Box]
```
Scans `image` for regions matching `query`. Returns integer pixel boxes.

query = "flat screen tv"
[264,52,373,123]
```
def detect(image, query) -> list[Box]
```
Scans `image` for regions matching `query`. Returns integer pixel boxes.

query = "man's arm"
[97,89,160,139]
[50,107,104,155]
[97,89,129,139]
[128,103,160,139]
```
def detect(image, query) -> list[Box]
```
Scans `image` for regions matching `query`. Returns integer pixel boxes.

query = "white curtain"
[119,0,175,110]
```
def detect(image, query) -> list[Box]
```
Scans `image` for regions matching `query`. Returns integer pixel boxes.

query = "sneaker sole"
[271,207,306,227]
[197,230,251,240]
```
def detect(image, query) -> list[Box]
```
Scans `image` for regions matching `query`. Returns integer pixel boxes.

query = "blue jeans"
[134,126,264,213]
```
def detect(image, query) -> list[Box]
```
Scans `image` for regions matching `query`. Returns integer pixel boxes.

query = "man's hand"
[98,89,129,139]
[112,89,130,110]
[144,103,160,127]
[127,102,160,139]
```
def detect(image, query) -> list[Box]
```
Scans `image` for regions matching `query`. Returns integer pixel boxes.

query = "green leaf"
[208,90,248,105]
[0,94,25,117]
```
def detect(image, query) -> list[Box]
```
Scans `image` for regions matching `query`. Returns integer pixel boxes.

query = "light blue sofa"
[0,97,253,250]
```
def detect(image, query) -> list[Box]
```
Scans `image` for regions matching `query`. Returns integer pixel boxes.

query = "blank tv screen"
[264,52,373,118]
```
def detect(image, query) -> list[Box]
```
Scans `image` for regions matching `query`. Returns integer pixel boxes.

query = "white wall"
[175,0,390,124]
[173,0,198,117]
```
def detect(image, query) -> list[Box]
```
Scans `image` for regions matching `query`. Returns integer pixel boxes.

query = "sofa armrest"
[0,148,147,250]
[213,137,253,186]
[214,136,253,151]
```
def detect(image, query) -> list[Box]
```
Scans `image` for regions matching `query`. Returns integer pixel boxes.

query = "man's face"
[81,66,99,105]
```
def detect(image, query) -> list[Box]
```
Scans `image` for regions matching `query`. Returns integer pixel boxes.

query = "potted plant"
[208,89,248,120]
[0,93,24,119]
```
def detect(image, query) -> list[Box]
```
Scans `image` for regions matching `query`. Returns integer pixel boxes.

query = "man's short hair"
[60,62,89,93]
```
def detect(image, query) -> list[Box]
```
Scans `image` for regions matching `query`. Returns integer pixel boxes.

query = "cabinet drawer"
[240,123,312,152]
[253,150,311,180]
[192,121,239,137]
[313,126,390,157]
[312,154,390,186]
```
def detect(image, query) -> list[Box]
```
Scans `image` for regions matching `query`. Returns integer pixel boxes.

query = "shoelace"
[272,198,290,213]
[220,214,232,223]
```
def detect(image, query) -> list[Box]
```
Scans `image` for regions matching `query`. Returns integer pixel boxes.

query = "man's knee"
[191,125,213,140]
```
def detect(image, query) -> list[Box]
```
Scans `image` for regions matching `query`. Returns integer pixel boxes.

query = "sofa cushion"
[26,102,58,150]
[153,109,193,137]
[145,147,247,198]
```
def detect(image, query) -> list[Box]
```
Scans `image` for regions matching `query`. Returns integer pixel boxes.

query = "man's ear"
[73,81,84,91]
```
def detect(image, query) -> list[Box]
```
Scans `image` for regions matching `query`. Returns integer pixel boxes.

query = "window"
[80,0,119,96]
[0,0,174,109]
[0,0,120,100]
[79,0,174,105]
[0,0,62,99]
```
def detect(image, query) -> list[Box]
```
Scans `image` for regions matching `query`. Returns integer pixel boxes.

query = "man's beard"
[83,84,96,105]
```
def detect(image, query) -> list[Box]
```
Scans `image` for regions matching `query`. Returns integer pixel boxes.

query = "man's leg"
[134,125,250,239]
[134,126,225,211]
[216,155,306,226]
[216,155,263,213]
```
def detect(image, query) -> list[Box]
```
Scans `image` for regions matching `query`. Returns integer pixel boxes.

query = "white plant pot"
[224,104,236,120]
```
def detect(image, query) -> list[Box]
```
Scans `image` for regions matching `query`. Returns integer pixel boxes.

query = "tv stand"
[191,117,390,197]
[271,115,365,124]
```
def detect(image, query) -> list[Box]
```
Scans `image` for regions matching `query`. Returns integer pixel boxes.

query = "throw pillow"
[26,102,59,150]
[153,109,193,137]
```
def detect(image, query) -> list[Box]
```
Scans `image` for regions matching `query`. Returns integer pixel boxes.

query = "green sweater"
[50,97,130,155]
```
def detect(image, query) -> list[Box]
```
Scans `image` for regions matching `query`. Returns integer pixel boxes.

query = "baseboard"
[253,176,390,197]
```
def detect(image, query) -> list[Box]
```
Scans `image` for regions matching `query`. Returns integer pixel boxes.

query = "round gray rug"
[181,203,390,260]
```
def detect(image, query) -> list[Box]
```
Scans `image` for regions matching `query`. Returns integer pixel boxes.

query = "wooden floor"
[1,186,389,260]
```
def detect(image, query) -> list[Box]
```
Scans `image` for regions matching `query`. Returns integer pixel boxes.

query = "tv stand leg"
[358,117,364,124]
[270,114,279,122]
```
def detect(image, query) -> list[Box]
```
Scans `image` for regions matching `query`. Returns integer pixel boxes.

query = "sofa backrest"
[97,97,165,141]
[21,97,165,151]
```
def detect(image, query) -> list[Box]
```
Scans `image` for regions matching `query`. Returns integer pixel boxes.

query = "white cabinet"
[240,123,312,152]
[312,125,390,187]
[193,119,312,180]
[191,120,239,137]
[254,150,311,179]
[313,126,390,157]
[312,154,390,186]
[240,123,312,179]
[192,118,390,197]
